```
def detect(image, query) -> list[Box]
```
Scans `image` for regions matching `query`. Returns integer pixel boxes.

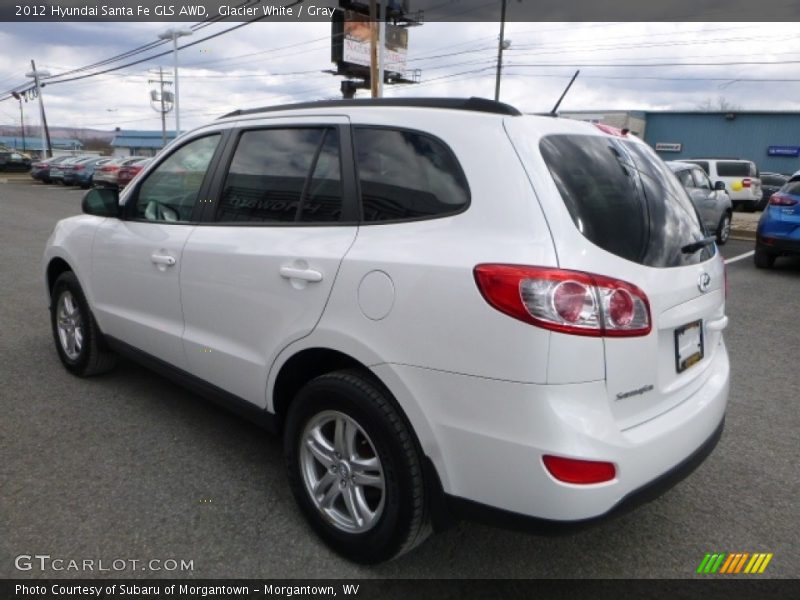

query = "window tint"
[691,169,711,190]
[217,128,342,223]
[716,161,752,177]
[539,135,712,268]
[135,134,219,223]
[353,128,469,222]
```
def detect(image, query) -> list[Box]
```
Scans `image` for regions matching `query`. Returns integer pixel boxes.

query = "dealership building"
[560,110,800,175]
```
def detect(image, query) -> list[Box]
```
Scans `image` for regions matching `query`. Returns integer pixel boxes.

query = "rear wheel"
[754,246,775,269]
[284,370,430,563]
[716,212,732,245]
[50,271,117,376]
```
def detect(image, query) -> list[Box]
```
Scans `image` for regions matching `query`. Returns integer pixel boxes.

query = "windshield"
[539,135,713,267]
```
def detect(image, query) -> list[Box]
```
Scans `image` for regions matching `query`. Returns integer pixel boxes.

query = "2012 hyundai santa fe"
[43,98,729,563]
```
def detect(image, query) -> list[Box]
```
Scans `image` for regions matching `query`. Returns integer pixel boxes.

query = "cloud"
[1,21,799,135]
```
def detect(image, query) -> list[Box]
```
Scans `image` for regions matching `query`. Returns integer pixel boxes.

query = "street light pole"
[11,91,26,152]
[158,28,192,136]
[25,61,52,158]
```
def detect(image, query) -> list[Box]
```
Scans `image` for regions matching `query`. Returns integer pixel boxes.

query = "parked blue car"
[62,156,112,188]
[755,175,800,268]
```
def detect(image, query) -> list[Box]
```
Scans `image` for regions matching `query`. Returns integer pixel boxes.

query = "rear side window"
[353,127,469,222]
[716,161,756,177]
[217,128,342,224]
[539,135,713,268]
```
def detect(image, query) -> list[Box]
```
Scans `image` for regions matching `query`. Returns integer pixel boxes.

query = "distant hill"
[0,125,115,141]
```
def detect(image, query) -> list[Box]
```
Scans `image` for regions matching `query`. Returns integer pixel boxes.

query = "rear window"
[762,174,787,186]
[780,179,800,196]
[717,161,757,177]
[539,135,713,268]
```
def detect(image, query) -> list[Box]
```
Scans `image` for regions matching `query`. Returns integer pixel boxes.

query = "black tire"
[754,246,775,269]
[284,370,431,563]
[50,271,117,376]
[716,212,732,245]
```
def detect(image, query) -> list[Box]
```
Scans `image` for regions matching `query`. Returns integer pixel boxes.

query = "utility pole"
[494,0,507,102]
[25,60,52,158]
[149,67,174,147]
[11,91,26,152]
[369,0,379,98]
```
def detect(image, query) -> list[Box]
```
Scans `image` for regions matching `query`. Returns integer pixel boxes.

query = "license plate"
[675,320,704,373]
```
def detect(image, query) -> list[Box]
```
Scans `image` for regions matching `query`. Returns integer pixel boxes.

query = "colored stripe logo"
[696,552,773,574]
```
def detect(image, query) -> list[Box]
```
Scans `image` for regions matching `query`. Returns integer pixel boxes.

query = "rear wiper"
[681,236,716,254]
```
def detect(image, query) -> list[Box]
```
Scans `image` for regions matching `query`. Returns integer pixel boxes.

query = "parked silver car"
[668,161,733,245]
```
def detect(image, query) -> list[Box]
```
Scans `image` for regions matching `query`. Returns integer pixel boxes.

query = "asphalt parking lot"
[1,180,798,579]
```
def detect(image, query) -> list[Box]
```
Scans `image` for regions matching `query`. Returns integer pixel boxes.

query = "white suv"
[679,158,762,211]
[43,98,729,563]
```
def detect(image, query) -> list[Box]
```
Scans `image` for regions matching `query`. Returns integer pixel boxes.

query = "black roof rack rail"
[219,97,522,119]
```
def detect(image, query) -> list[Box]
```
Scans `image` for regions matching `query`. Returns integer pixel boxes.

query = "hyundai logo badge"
[698,272,712,293]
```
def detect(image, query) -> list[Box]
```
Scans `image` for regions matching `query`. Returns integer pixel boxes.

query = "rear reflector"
[543,455,616,484]
[742,178,752,188]
[474,265,651,337]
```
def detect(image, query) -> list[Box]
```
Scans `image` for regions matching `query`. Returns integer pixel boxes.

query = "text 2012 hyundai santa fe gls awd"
[43,98,729,563]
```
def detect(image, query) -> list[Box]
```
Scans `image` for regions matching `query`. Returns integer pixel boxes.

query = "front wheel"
[284,371,430,563]
[50,271,117,376]
[716,212,732,245]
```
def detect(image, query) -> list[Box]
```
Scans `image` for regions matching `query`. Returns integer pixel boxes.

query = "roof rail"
[219,97,522,119]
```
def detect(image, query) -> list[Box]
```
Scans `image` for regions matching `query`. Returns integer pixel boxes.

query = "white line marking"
[725,250,755,264]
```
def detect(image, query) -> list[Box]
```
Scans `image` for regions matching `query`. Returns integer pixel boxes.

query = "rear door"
[179,117,358,407]
[507,124,727,430]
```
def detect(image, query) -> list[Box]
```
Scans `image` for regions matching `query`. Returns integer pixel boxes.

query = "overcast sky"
[1,21,799,134]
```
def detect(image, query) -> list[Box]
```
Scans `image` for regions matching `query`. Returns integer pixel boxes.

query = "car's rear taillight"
[74,165,84,171]
[542,455,616,484]
[769,193,798,206]
[473,265,651,337]
[742,178,752,188]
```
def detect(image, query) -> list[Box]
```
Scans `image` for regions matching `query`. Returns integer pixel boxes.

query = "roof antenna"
[549,70,580,116]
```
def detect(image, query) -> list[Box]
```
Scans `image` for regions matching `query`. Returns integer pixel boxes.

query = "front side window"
[217,128,343,224]
[134,134,220,223]
[677,170,694,188]
[353,127,469,222]
[539,135,712,268]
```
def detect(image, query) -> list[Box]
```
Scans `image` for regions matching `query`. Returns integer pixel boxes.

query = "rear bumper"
[376,340,729,522]
[757,235,800,255]
[446,416,724,533]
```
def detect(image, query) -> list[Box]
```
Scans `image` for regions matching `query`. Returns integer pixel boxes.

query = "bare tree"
[696,96,740,112]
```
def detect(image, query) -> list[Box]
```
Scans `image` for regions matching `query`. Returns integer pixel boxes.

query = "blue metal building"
[644,111,800,175]
[111,130,176,157]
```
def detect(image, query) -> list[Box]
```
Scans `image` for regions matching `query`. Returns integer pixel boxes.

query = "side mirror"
[714,181,726,191]
[82,188,120,218]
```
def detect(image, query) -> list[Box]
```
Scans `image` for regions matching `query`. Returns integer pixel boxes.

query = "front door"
[91,134,223,369]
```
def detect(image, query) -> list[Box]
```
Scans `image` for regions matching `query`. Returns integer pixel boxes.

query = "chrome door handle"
[151,253,176,266]
[279,266,322,282]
